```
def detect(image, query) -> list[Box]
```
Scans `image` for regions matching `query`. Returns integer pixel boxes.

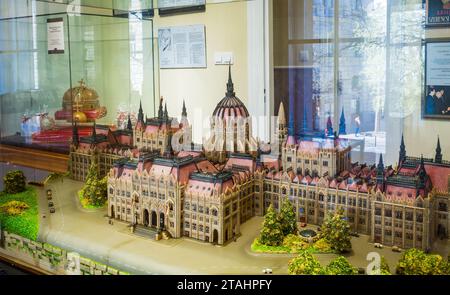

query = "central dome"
[212,66,249,119]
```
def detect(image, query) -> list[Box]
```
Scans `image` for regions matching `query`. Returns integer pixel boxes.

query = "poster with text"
[426,0,450,27]
[47,18,65,54]
[158,0,205,9]
[424,41,450,119]
[158,25,206,69]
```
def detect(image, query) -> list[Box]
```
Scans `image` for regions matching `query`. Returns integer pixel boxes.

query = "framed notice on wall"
[47,18,65,54]
[158,25,207,69]
[158,0,206,16]
[424,40,450,120]
[426,0,450,27]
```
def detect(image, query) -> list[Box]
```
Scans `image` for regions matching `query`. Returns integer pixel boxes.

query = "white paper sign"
[47,18,65,54]
[158,25,207,69]
[426,42,450,86]
[158,0,205,9]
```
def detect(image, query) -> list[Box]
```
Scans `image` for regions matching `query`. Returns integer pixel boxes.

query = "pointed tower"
[435,137,443,163]
[418,155,427,189]
[127,114,133,131]
[138,100,144,123]
[72,121,79,148]
[163,133,174,157]
[376,154,385,188]
[180,100,189,128]
[326,115,334,137]
[158,97,164,119]
[339,107,346,135]
[287,96,296,145]
[399,134,406,165]
[163,103,169,123]
[226,64,235,98]
[277,101,288,145]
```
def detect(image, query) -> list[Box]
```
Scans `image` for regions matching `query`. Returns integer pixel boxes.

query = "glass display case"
[0,1,156,155]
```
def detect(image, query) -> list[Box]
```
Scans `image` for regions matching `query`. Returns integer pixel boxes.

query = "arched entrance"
[110,205,115,219]
[143,209,149,227]
[438,224,447,239]
[151,211,157,228]
[213,229,219,244]
[160,212,165,230]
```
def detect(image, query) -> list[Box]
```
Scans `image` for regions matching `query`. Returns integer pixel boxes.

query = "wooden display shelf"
[0,144,69,173]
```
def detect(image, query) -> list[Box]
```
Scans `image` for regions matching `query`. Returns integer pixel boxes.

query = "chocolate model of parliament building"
[69,67,450,249]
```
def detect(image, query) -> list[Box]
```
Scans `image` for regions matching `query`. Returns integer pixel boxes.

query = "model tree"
[278,200,298,236]
[80,161,108,207]
[259,204,284,247]
[325,256,358,275]
[3,170,27,195]
[396,248,450,275]
[288,251,324,275]
[320,208,352,253]
[380,256,392,275]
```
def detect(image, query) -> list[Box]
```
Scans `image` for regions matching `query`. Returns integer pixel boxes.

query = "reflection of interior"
[273,0,425,165]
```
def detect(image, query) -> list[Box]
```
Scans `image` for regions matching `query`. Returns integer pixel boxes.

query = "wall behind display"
[404,28,450,161]
[153,1,248,144]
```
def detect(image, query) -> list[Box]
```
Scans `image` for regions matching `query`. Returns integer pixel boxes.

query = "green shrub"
[259,205,284,246]
[325,256,358,275]
[0,187,39,240]
[396,248,450,275]
[283,234,308,252]
[3,170,26,194]
[288,251,325,275]
[313,238,332,253]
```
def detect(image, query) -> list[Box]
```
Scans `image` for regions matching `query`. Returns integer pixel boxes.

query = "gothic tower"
[399,134,406,165]
[435,137,443,164]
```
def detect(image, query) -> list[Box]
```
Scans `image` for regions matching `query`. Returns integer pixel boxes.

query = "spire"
[163,133,174,157]
[127,114,133,131]
[138,100,144,123]
[435,136,443,163]
[339,107,346,135]
[278,102,286,125]
[326,115,334,137]
[376,154,385,187]
[72,121,79,147]
[163,103,169,122]
[226,64,235,98]
[399,134,406,165]
[418,154,427,188]
[377,154,384,170]
[158,97,164,119]
[182,100,187,117]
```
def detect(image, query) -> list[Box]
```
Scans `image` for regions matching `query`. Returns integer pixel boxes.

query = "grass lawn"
[0,187,39,240]
[78,190,106,210]
[251,237,336,255]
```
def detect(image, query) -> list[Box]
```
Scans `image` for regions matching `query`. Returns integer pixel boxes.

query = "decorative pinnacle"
[278,101,286,125]
[436,136,442,153]
[378,154,384,169]
[127,114,132,130]
[158,96,164,119]
[182,100,187,117]
[226,64,235,98]
[164,103,169,121]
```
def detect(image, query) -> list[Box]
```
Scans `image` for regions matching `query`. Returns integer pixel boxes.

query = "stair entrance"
[134,225,158,239]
